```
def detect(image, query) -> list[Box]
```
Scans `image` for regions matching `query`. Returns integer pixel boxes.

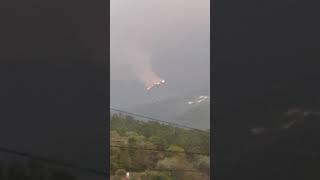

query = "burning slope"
[145,79,166,91]
[120,44,165,91]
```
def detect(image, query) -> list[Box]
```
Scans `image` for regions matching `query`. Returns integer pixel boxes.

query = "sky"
[110,0,210,109]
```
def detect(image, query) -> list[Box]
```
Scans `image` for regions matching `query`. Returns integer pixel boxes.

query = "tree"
[149,135,168,150]
[111,147,121,174]
[157,154,200,180]
[118,148,131,170]
[194,155,210,175]
[140,170,172,180]
[113,169,126,180]
[110,114,209,180]
[166,145,185,158]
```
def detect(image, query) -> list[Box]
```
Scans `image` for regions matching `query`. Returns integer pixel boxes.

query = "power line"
[0,146,107,176]
[110,107,210,135]
[0,145,209,177]
[111,165,205,174]
[110,144,210,156]
[111,138,205,153]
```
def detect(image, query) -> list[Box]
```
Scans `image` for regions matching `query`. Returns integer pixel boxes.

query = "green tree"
[194,155,210,175]
[149,135,168,150]
[166,145,185,158]
[140,170,172,180]
[113,169,126,180]
[110,113,209,179]
[157,155,200,180]
[110,147,121,174]
[118,148,131,170]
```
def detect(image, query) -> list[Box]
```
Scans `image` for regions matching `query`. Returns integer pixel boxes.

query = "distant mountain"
[175,100,210,129]
[126,89,210,130]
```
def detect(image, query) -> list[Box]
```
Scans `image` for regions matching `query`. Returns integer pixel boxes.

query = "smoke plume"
[110,0,209,88]
[122,42,163,88]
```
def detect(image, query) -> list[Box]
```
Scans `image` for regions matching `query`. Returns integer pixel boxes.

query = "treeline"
[110,113,210,180]
[0,160,76,180]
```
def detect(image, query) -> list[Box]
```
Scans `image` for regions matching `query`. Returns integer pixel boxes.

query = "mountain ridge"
[126,89,210,129]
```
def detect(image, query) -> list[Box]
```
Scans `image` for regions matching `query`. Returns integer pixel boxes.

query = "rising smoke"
[110,0,209,88]
[122,41,163,88]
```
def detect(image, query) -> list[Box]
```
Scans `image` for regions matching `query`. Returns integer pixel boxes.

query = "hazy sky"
[111,0,210,108]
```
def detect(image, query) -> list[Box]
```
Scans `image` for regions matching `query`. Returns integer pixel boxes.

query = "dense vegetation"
[110,113,210,180]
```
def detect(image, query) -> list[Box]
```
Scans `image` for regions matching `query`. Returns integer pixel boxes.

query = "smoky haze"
[111,0,210,108]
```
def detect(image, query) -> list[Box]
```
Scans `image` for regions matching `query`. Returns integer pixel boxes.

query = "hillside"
[176,101,210,129]
[127,89,210,129]
[110,114,210,180]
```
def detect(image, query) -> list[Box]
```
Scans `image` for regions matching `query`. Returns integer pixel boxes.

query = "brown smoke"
[124,44,163,88]
[110,0,209,88]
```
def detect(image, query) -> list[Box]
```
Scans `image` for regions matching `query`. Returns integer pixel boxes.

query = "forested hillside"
[110,113,210,180]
